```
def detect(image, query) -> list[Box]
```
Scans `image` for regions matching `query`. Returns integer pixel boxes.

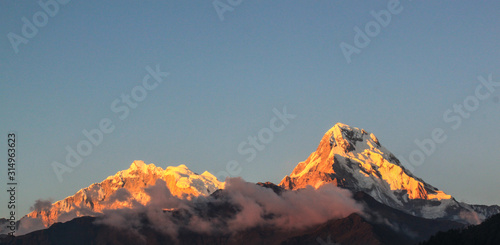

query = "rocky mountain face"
[19,161,224,233]
[279,123,495,222]
[468,204,500,219]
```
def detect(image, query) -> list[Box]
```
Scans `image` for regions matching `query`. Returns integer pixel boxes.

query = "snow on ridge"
[19,161,224,234]
[110,160,225,196]
[281,122,459,220]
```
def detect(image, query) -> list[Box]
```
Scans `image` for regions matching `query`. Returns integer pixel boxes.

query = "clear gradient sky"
[1,1,500,217]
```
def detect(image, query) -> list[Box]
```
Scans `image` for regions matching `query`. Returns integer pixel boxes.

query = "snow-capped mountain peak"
[280,123,464,219]
[113,161,223,196]
[21,161,224,233]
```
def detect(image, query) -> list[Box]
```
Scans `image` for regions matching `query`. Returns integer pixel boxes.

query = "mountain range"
[1,123,498,245]
[14,161,224,234]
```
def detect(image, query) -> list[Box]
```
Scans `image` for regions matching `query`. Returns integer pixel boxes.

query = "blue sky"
[1,1,500,217]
